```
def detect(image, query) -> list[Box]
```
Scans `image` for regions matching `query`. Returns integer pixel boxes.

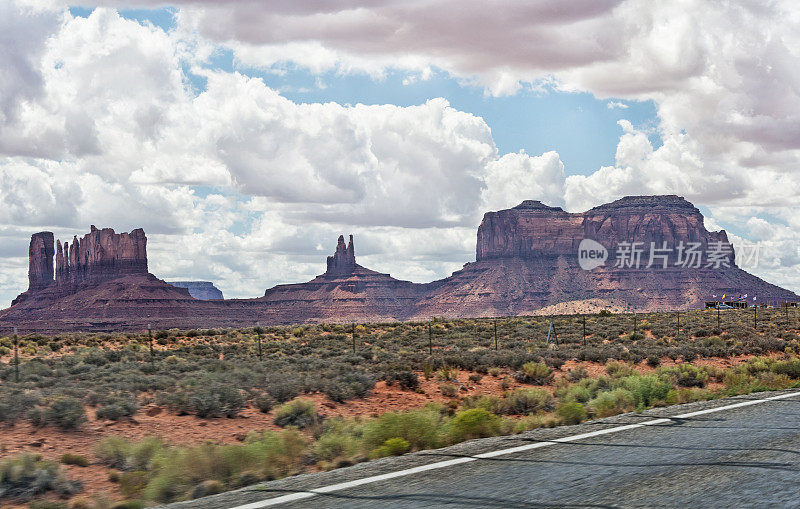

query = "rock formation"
[2,195,798,332]
[168,281,224,300]
[28,232,55,290]
[326,235,356,275]
[52,226,148,287]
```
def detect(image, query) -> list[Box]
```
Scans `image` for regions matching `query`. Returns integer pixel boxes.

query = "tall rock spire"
[325,234,357,276]
[28,232,55,291]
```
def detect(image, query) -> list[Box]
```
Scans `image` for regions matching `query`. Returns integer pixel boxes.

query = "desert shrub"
[314,421,361,462]
[274,399,321,429]
[96,395,139,421]
[556,402,587,425]
[385,370,419,390]
[436,365,458,381]
[622,375,672,408]
[502,388,553,415]
[362,406,446,451]
[254,393,276,413]
[0,454,82,502]
[44,397,87,430]
[646,355,661,367]
[142,429,307,503]
[514,362,553,385]
[598,310,612,316]
[566,366,588,382]
[119,471,148,499]
[324,372,375,403]
[658,364,709,388]
[0,389,40,425]
[439,383,458,397]
[371,438,411,458]
[556,384,592,403]
[59,453,89,467]
[94,436,164,471]
[588,388,636,418]
[468,373,483,383]
[182,383,247,418]
[771,358,800,379]
[447,408,502,442]
[266,376,301,403]
[605,360,636,378]
[460,395,506,415]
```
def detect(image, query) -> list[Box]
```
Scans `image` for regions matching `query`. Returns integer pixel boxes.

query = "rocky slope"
[1,195,797,331]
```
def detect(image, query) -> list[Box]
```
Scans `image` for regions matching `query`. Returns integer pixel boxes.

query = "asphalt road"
[167,390,800,509]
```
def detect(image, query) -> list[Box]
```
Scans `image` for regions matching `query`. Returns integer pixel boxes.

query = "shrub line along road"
[165,389,800,508]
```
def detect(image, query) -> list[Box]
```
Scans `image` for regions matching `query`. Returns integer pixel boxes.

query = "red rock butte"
[1,195,797,332]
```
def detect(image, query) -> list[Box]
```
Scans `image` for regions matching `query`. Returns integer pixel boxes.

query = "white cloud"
[3,0,800,305]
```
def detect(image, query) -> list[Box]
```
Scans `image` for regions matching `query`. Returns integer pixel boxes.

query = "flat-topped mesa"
[477,195,733,265]
[325,234,357,276]
[28,232,55,290]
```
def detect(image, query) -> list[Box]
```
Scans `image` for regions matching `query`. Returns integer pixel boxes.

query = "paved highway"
[169,390,800,508]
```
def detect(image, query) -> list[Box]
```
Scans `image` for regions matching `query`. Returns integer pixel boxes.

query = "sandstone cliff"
[2,195,798,331]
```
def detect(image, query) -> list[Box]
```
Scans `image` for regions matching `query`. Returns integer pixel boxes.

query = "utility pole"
[633,313,637,335]
[493,319,498,351]
[352,322,357,354]
[676,312,680,336]
[13,327,19,383]
[717,307,721,330]
[256,321,262,360]
[754,305,757,329]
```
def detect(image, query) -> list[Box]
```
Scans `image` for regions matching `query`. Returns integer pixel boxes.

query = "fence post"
[717,307,720,330]
[676,312,680,336]
[13,327,19,383]
[633,313,637,335]
[754,305,757,329]
[494,319,498,351]
[428,321,433,355]
[147,324,153,363]
[582,315,586,347]
[352,322,357,354]
[256,321,263,360]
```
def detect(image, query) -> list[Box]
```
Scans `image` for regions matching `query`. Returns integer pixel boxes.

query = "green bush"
[46,397,87,429]
[371,437,411,458]
[254,393,276,413]
[556,401,587,425]
[447,408,502,443]
[324,373,375,403]
[362,406,446,451]
[502,388,553,415]
[589,388,636,418]
[514,362,553,385]
[274,399,321,429]
[771,358,800,379]
[190,383,246,418]
[59,453,89,467]
[622,375,672,408]
[96,395,140,421]
[0,454,82,502]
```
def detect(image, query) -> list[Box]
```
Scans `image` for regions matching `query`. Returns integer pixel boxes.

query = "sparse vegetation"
[2,308,800,506]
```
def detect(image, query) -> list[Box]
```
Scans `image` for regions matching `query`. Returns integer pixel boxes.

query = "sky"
[1,0,800,306]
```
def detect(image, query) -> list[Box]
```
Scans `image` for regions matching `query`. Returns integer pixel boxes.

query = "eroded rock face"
[326,235,356,276]
[25,226,149,294]
[28,232,55,290]
[4,196,799,332]
[477,196,729,264]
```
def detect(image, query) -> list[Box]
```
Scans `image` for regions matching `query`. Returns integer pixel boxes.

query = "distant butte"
[1,195,797,332]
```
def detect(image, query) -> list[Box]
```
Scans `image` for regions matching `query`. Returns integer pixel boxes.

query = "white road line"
[228,390,799,509]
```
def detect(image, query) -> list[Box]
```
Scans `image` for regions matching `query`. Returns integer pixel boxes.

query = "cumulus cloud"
[3,0,800,305]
